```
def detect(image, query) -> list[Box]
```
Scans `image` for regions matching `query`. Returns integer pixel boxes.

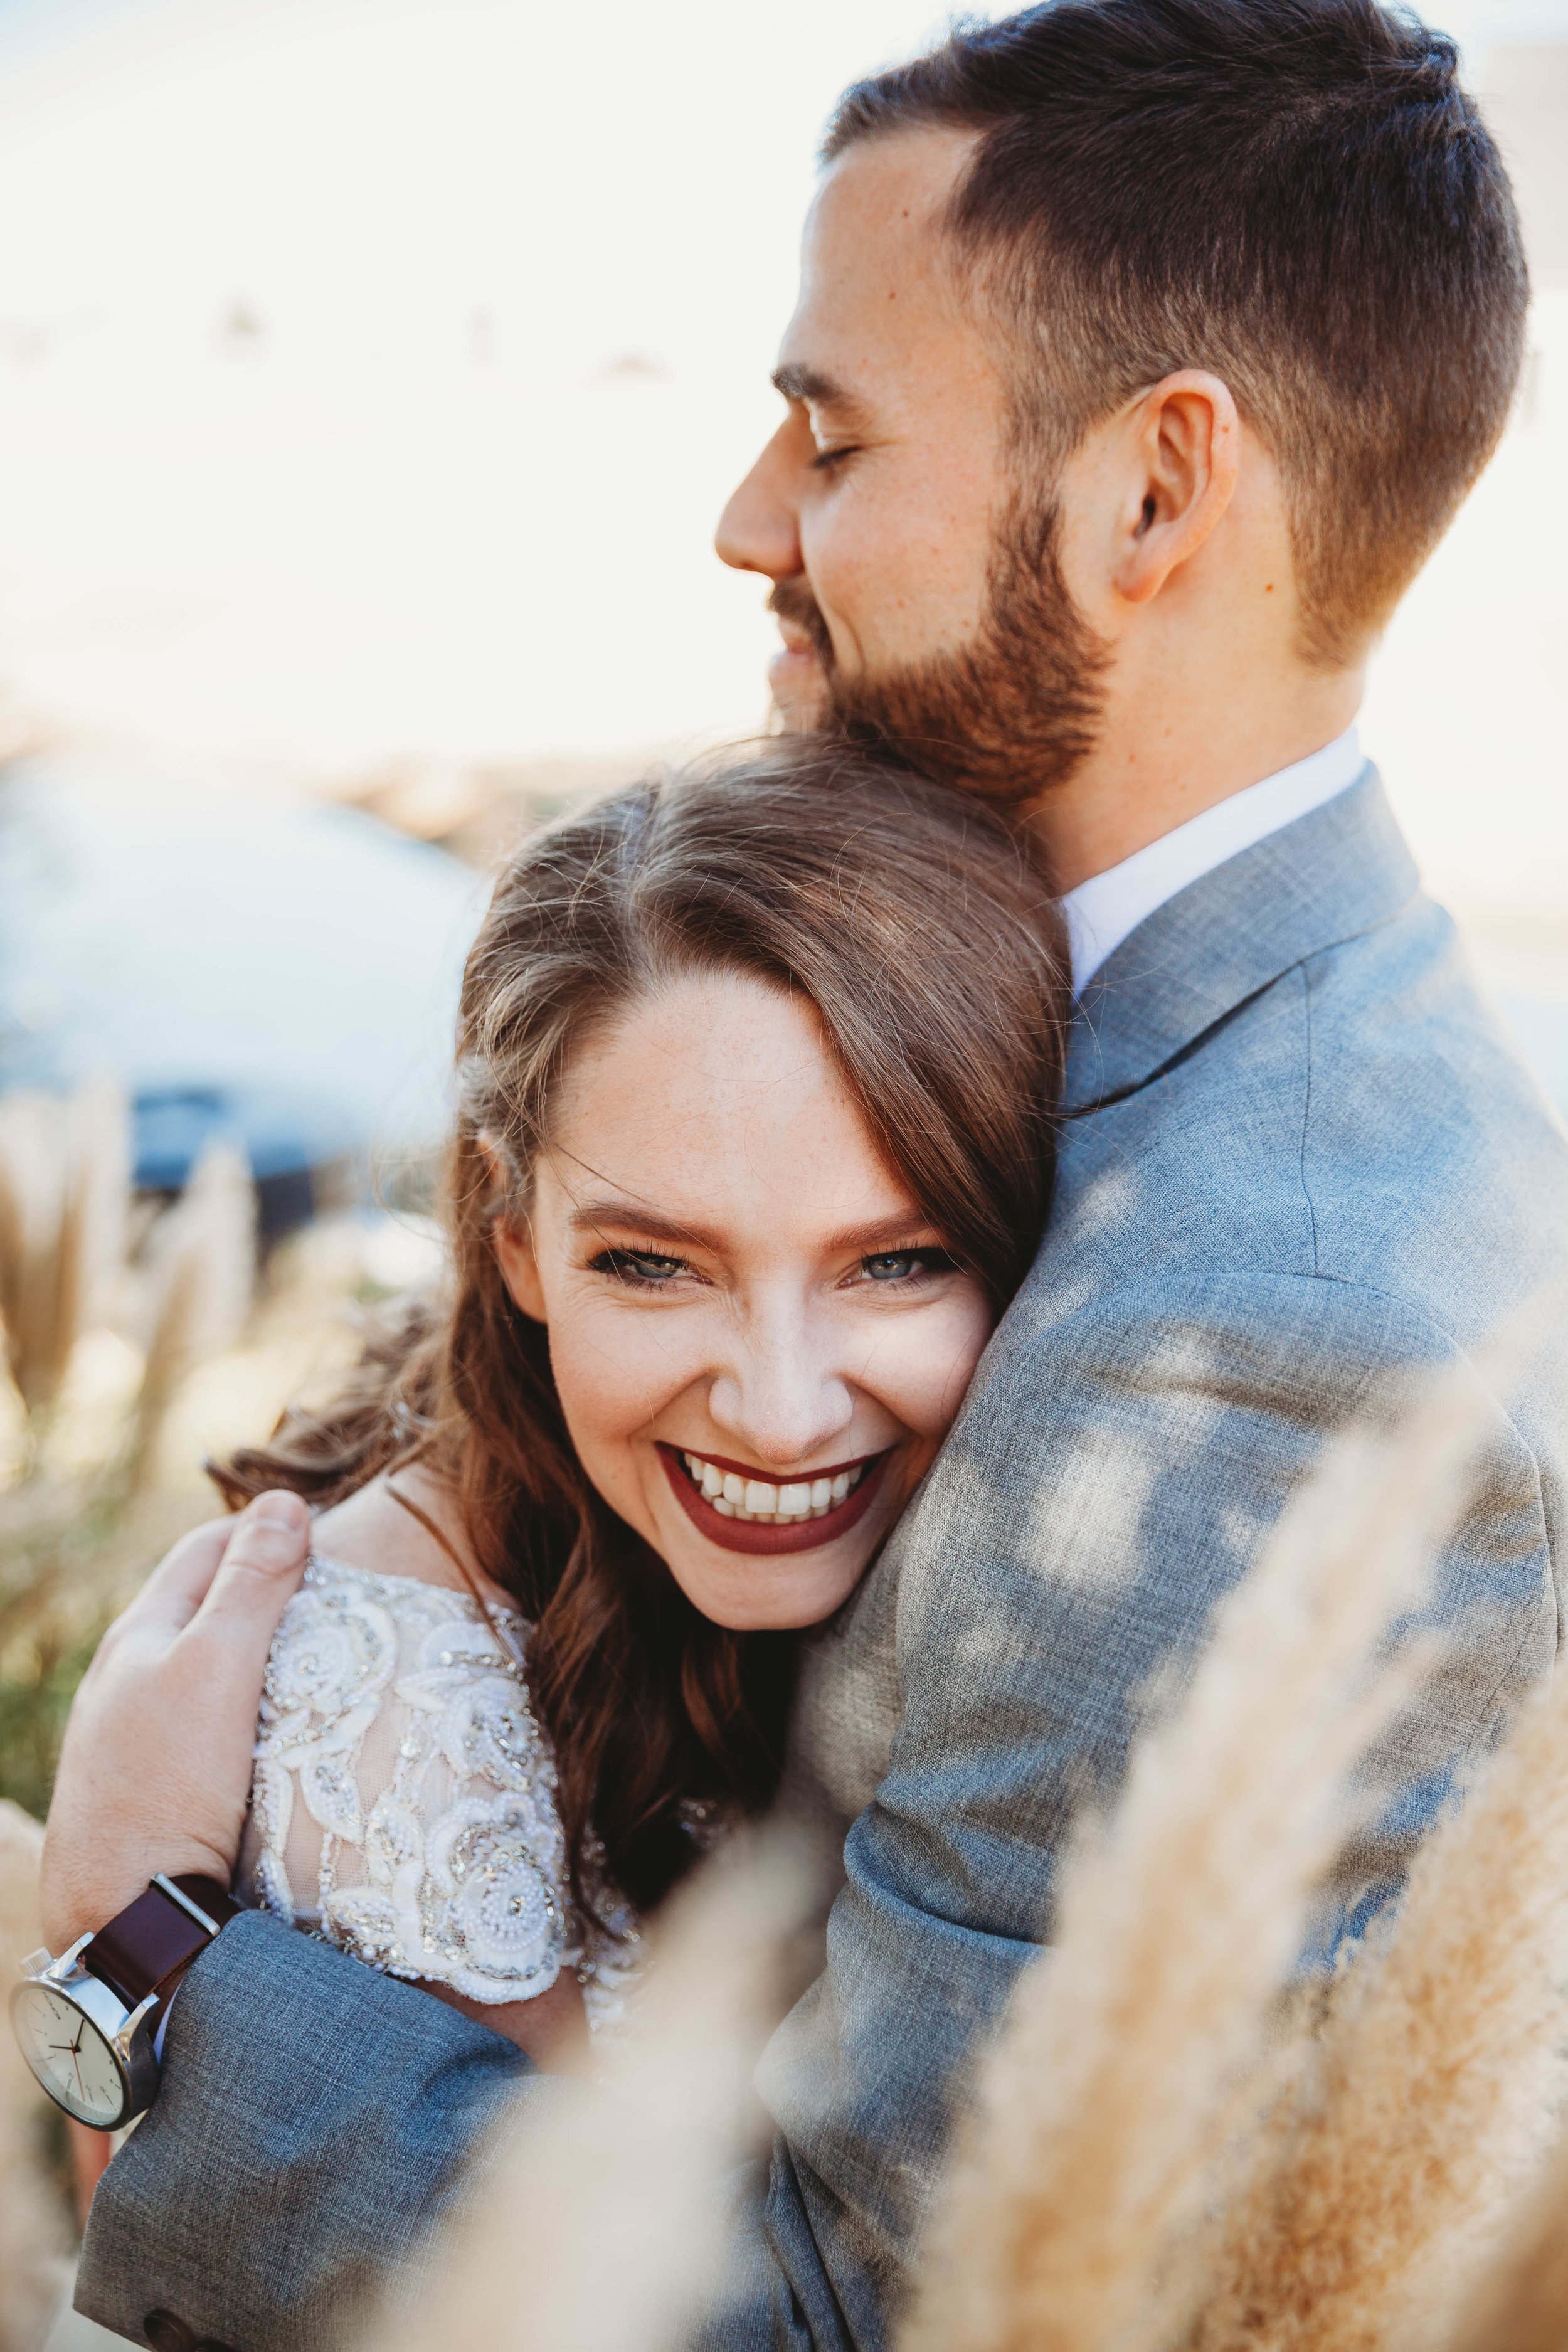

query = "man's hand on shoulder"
[41,1491,311,1950]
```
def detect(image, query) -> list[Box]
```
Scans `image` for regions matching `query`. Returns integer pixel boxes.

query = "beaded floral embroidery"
[238,1554,641,2028]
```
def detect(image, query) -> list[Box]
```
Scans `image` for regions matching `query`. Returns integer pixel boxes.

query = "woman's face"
[494,970,995,1631]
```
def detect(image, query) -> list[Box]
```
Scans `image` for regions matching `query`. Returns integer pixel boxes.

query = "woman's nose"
[714,422,804,581]
[705,1337,856,1472]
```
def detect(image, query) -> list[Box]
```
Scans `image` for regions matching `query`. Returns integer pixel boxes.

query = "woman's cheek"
[545,1313,642,1485]
[882,1295,995,1438]
[546,1305,691,1522]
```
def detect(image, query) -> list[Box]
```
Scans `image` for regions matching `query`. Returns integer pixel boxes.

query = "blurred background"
[0,0,1560,2314]
[0,0,1564,2242]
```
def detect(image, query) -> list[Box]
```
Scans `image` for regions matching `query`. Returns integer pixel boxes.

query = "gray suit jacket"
[78,770,1568,2349]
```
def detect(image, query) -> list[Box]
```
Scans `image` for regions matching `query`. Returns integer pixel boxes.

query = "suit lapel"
[1062,766,1421,1115]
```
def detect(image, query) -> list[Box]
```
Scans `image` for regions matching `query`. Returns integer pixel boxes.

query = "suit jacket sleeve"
[75,1910,539,2351]
[75,1272,1557,2352]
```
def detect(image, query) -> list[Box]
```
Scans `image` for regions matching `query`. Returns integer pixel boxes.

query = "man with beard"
[40,4,1568,2347]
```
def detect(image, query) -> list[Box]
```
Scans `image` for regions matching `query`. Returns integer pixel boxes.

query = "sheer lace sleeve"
[236,1554,583,2006]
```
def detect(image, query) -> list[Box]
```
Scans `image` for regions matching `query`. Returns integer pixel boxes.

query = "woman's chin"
[691,1578,866,1633]
[660,1530,876,1633]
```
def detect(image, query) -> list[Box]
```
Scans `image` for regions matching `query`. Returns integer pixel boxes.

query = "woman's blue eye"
[861,1249,958,1283]
[594,1249,686,1286]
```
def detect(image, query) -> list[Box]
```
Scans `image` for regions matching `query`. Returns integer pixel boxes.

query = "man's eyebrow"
[770,361,869,421]
[568,1199,720,1251]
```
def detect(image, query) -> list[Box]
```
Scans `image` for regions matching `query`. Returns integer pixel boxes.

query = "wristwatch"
[10,1873,240,2131]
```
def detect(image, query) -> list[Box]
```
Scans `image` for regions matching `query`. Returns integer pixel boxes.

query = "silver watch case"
[9,1936,160,2131]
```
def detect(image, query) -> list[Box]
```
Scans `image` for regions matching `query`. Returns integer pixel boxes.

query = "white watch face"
[13,1981,128,2126]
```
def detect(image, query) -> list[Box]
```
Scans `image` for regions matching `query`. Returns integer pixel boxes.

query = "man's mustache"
[767,578,833,663]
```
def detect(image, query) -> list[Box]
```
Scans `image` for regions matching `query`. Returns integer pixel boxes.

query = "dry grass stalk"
[1193,1659,1568,2352]
[0,1091,253,1814]
[0,1089,72,1414]
[0,1799,67,2352]
[54,1071,130,1388]
[374,1830,814,2352]
[132,1139,253,1476]
[899,1355,1505,2352]
[0,1074,129,1419]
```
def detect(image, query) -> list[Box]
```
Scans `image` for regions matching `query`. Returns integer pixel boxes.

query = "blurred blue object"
[130,1086,344,1191]
[0,754,485,1231]
[129,1085,336,1239]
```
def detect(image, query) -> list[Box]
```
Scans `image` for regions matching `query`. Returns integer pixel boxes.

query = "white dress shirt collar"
[1061,728,1367,995]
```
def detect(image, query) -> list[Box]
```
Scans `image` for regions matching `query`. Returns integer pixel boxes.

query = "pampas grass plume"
[0,1074,129,1416]
[133,1138,253,1468]
[899,1353,1505,2352]
[0,1089,73,1412]
[374,1829,814,2352]
[1195,1655,1568,2352]
[1441,2123,1568,2352]
[56,1070,130,1372]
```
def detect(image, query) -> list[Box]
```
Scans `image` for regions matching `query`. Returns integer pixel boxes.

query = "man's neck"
[1025,668,1365,892]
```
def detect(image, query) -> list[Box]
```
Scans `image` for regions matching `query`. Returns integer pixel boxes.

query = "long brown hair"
[217,743,1069,1915]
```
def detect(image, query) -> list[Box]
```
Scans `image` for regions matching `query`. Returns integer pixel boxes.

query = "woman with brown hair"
[218,741,1067,2063]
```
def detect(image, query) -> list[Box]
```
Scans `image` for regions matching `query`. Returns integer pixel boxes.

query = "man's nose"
[714,420,803,581]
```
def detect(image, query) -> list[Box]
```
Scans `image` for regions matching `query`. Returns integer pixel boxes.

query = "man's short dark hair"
[825,0,1528,666]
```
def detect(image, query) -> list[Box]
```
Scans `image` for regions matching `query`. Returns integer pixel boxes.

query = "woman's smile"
[655,1441,892,1555]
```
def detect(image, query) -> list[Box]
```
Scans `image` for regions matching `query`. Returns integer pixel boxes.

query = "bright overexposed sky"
[0,0,1563,932]
[0,0,965,770]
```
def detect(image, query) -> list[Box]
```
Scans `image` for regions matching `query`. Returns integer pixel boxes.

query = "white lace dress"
[235,1553,642,2035]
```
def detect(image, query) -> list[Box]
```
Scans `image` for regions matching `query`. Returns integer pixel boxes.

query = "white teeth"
[679,1450,871,1525]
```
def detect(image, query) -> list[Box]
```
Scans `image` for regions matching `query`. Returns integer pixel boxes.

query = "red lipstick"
[655,1443,892,1557]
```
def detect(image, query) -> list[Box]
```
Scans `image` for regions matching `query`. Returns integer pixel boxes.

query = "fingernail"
[250,1491,307,1528]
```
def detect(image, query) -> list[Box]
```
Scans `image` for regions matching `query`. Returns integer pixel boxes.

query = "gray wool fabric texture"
[78,770,1568,2351]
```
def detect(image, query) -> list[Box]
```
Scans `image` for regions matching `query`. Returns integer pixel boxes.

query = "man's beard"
[770,496,1108,812]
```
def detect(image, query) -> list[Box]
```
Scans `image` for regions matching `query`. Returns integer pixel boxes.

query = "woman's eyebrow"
[569,1204,935,1256]
[827,1215,941,1255]
[568,1199,719,1250]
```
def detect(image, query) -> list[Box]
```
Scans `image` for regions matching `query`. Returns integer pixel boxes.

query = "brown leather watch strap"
[81,1875,241,2020]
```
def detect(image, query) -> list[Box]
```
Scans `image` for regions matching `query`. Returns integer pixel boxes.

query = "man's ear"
[1115,370,1241,607]
[476,1129,547,1323]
